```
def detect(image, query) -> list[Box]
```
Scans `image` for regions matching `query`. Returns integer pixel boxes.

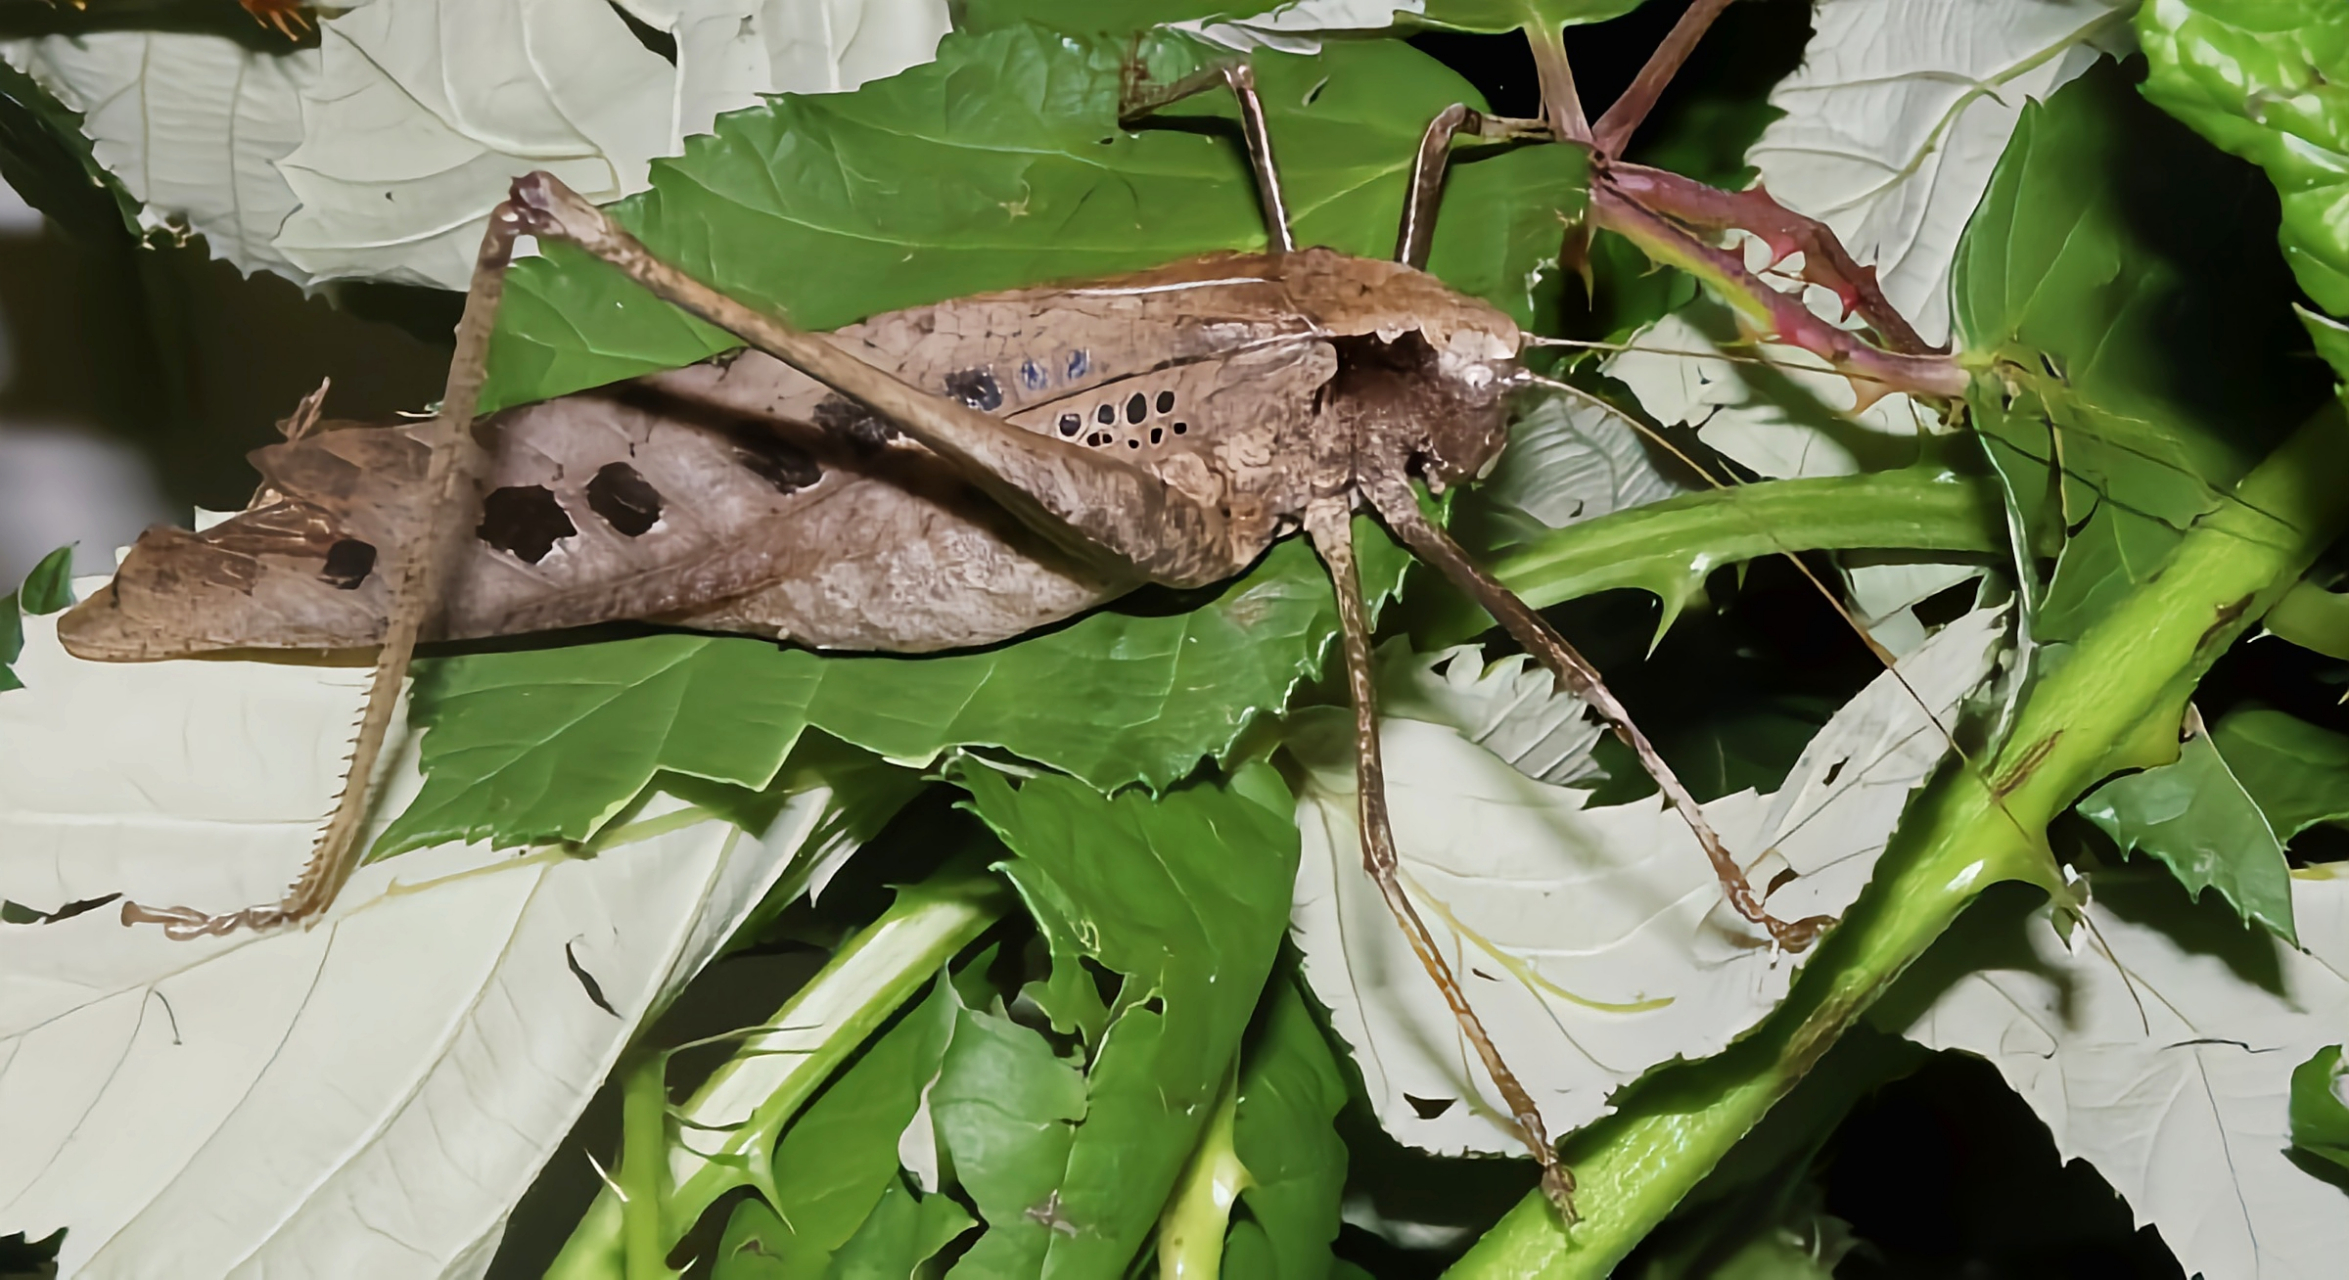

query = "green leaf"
[2138,0,2349,321]
[483,27,1585,410]
[0,593,22,696]
[711,978,960,1277]
[1952,59,2330,657]
[2289,1044,2349,1175]
[0,57,141,244]
[2210,707,2349,841]
[2078,726,2297,944]
[948,762,1301,1276]
[0,547,71,694]
[1222,974,1349,1280]
[1416,0,1645,35]
[927,1000,1088,1274]
[384,526,1404,856]
[822,1179,977,1279]
[17,547,72,616]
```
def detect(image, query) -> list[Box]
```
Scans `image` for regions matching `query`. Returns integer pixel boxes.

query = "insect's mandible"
[61,12,1970,1217]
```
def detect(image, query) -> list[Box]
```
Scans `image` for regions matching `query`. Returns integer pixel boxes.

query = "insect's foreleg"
[1589,0,1736,156]
[1395,106,1553,270]
[119,205,524,939]
[505,174,1235,589]
[1304,499,1575,1220]
[1366,482,1832,952]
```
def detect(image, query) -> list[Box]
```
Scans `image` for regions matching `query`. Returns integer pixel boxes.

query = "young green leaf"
[1898,868,2349,1280]
[950,762,1301,1276]
[2077,717,2298,943]
[2138,0,2349,322]
[2211,706,2349,842]
[2288,1044,2349,1176]
[1954,61,2332,654]
[1221,974,1350,1280]
[712,979,961,1277]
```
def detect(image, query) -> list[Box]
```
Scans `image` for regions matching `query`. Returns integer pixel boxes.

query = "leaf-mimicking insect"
[56,6,1970,1215]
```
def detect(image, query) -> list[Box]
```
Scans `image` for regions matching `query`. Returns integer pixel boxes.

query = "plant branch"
[1589,181,1967,404]
[546,863,1014,1279]
[1590,0,1735,157]
[1450,401,2349,1277]
[1525,22,1590,143]
[1603,163,1941,355]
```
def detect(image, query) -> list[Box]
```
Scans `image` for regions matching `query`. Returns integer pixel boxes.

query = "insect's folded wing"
[55,385,870,660]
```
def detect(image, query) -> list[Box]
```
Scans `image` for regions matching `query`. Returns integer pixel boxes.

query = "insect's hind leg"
[1365,481,1832,952]
[118,204,525,939]
[1304,499,1576,1218]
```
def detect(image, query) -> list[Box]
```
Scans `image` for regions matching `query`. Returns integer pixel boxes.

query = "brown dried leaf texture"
[60,248,1519,661]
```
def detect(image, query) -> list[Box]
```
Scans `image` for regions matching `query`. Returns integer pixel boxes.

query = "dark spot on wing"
[1125,392,1147,424]
[945,367,1003,412]
[1156,389,1176,414]
[729,429,824,494]
[815,394,901,454]
[586,461,663,537]
[477,485,576,564]
[1173,421,1188,435]
[1149,427,1163,444]
[1066,349,1090,380]
[1058,412,1082,437]
[319,538,376,589]
[1020,358,1048,392]
[1095,403,1116,425]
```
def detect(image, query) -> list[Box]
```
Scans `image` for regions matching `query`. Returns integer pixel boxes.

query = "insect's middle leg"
[1305,498,1576,1219]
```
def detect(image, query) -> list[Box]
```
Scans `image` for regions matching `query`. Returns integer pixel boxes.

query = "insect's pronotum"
[56,6,1968,1215]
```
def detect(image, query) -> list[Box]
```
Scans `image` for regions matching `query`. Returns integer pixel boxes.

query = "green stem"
[1155,1062,1248,1279]
[1489,466,2005,611]
[618,1054,673,1279]
[1449,403,2349,1277]
[546,863,1015,1279]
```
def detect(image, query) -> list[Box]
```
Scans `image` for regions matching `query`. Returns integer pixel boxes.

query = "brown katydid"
[56,9,1973,1216]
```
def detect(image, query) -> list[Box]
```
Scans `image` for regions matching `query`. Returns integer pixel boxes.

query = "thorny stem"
[546,864,1014,1279]
[1603,163,1940,356]
[1588,182,1968,406]
[1590,0,1735,157]
[1449,403,2349,1278]
[619,1054,673,1280]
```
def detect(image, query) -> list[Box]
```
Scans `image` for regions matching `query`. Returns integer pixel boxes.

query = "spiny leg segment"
[119,205,525,938]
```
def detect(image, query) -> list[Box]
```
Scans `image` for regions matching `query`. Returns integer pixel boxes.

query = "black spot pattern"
[944,367,1004,412]
[586,461,663,536]
[1125,393,1147,425]
[1156,390,1176,414]
[1058,412,1081,437]
[319,538,376,590]
[477,486,577,564]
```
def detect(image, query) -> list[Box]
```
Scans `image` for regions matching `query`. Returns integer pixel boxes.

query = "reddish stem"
[1590,177,1968,404]
[1606,163,1942,356]
[1591,0,1735,157]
